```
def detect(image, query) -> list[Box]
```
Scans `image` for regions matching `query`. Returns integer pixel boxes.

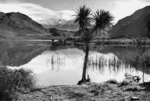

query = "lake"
[1,41,150,87]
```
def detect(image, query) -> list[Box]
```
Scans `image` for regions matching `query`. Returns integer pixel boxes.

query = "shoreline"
[16,80,150,101]
[1,38,150,45]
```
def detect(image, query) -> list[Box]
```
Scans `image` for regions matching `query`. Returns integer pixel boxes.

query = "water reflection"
[0,41,48,66]
[20,49,84,86]
[87,52,143,83]
[21,49,150,86]
[88,53,132,73]
[1,41,150,86]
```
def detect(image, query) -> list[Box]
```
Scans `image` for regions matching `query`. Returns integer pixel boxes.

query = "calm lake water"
[2,41,150,86]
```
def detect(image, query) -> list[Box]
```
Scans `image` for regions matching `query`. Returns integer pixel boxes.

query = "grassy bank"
[16,79,150,101]
[94,38,150,46]
[51,38,150,47]
[1,64,150,101]
[0,65,35,101]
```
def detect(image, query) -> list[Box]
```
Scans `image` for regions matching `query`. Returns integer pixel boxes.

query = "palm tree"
[75,5,113,84]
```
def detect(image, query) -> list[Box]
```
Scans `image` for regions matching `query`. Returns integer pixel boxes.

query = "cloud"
[142,0,150,3]
[0,0,24,3]
[112,0,150,23]
[0,0,149,25]
[0,2,75,24]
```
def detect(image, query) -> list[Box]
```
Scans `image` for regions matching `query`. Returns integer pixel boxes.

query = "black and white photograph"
[0,0,150,101]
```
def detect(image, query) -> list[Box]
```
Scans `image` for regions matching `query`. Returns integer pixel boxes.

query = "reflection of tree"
[46,55,65,71]
[88,54,129,73]
[99,46,150,83]
[88,55,106,73]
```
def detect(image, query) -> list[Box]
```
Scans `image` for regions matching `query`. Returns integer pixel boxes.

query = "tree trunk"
[81,44,89,82]
[143,63,145,83]
[147,31,150,39]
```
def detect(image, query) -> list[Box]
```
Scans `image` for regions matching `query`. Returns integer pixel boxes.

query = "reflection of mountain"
[99,46,150,74]
[2,40,150,76]
[0,41,47,66]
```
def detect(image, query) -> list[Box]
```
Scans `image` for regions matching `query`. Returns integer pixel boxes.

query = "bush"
[0,65,35,100]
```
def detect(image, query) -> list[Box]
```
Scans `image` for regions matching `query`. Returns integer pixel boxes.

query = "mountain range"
[0,12,50,40]
[45,5,150,39]
[43,20,79,31]
[0,6,150,40]
[110,6,150,39]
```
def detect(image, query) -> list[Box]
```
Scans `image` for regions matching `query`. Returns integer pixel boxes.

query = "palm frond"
[93,10,114,32]
[74,5,92,30]
[74,6,114,48]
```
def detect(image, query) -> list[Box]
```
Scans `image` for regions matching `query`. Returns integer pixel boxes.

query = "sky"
[0,0,150,24]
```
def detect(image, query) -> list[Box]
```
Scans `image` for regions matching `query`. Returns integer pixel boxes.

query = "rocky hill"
[0,12,50,40]
[110,6,150,39]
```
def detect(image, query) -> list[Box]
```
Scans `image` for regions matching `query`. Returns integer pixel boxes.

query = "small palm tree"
[75,5,113,84]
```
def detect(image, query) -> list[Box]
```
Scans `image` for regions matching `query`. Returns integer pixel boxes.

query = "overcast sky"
[0,0,150,24]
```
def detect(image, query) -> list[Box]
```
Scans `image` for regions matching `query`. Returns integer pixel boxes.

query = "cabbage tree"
[74,5,113,84]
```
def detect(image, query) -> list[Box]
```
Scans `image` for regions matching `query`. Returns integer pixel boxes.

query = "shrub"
[0,65,35,100]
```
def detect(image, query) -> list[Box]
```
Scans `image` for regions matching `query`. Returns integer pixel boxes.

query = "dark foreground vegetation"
[0,65,35,101]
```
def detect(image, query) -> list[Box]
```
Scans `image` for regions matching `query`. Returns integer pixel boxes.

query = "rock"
[130,96,139,101]
[132,76,141,82]
[106,79,119,85]
[125,86,139,91]
[119,74,140,87]
[119,79,134,87]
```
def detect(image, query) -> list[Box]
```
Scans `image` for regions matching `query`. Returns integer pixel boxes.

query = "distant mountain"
[49,28,76,37]
[43,20,79,31]
[0,12,50,40]
[110,6,150,39]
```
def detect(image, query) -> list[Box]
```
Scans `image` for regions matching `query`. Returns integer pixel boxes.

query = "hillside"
[49,28,76,37]
[0,12,50,40]
[43,20,78,31]
[110,6,150,39]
